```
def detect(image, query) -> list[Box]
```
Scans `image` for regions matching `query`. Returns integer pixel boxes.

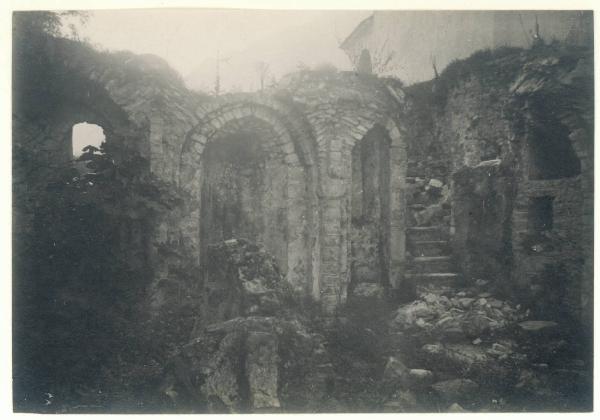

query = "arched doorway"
[198,117,291,268]
[180,104,318,296]
[350,124,392,288]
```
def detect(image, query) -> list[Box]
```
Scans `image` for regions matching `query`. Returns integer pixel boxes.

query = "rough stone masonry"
[13,35,593,326]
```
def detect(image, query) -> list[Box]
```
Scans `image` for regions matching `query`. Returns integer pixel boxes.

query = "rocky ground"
[379,281,593,412]
[162,239,592,413]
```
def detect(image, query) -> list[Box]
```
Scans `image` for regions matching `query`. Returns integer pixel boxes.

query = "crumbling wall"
[12,36,209,317]
[178,73,408,311]
[406,45,593,325]
[509,49,593,324]
[276,71,408,308]
[452,161,515,288]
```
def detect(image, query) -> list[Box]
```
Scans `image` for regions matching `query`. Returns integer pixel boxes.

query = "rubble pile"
[161,240,591,413]
[200,238,295,325]
[405,177,451,228]
[381,284,591,412]
[164,239,333,413]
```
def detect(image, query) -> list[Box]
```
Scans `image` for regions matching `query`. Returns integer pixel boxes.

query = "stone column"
[388,128,408,290]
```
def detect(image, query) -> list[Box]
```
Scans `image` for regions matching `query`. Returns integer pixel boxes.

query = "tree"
[13,140,188,412]
[13,10,88,39]
[255,61,270,92]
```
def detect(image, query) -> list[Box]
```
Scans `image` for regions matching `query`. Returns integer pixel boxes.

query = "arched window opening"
[71,122,105,158]
[528,116,580,180]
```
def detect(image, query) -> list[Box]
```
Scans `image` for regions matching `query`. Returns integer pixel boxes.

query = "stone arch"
[179,101,320,295]
[316,110,407,309]
[348,116,407,290]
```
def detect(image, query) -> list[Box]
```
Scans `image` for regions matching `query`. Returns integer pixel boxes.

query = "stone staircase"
[404,177,461,293]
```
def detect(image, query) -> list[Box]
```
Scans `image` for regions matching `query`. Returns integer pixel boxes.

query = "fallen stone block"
[447,402,470,412]
[431,379,479,404]
[407,369,435,388]
[382,390,419,412]
[383,356,409,382]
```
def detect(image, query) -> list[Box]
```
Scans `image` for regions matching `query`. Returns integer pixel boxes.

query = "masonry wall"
[275,71,408,308]
[406,44,593,326]
[180,73,408,310]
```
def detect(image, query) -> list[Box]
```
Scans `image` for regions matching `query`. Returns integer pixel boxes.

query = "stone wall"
[181,73,409,310]
[406,44,593,326]
[14,36,409,313]
[452,160,515,288]
[275,72,408,308]
[19,33,591,324]
[509,49,594,324]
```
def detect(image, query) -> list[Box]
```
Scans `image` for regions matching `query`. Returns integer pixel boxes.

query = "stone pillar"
[319,192,347,310]
[389,142,408,289]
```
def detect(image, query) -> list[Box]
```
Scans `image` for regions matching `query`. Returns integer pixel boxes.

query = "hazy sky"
[70,9,370,92]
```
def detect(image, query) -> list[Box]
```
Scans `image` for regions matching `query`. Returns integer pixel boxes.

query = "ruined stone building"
[12,10,594,413]
[13,26,593,324]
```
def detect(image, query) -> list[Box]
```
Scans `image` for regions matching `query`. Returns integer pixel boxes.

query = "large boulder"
[168,316,333,413]
[382,390,420,412]
[163,239,334,413]
[431,378,479,404]
[420,342,523,386]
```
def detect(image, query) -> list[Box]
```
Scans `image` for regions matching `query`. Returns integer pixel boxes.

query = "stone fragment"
[407,369,434,387]
[461,313,493,337]
[393,301,434,327]
[383,356,409,381]
[246,331,281,410]
[447,402,469,412]
[458,297,475,308]
[414,204,443,226]
[429,178,444,188]
[242,278,271,295]
[518,320,558,332]
[423,293,439,303]
[431,379,479,403]
[422,343,493,376]
[415,317,427,328]
[488,298,504,308]
[202,329,247,412]
[382,390,419,412]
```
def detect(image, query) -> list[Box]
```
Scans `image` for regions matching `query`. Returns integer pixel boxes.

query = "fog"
[71,9,370,92]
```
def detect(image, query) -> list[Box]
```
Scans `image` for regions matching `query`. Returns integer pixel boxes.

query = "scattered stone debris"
[165,239,334,413]
[383,284,591,412]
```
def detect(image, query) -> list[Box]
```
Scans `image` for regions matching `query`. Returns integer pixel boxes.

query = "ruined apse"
[177,72,408,309]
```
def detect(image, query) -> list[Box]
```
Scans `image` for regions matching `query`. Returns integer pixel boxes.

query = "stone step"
[407,226,448,241]
[409,256,454,273]
[410,240,450,257]
[405,272,460,285]
[408,203,427,211]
